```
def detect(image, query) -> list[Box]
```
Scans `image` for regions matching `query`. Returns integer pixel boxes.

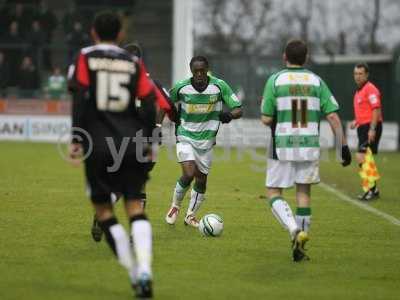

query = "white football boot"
[184,214,199,228]
[165,206,180,225]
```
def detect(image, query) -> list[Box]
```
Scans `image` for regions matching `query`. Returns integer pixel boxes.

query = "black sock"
[98,217,119,255]
[98,216,135,273]
[130,213,148,224]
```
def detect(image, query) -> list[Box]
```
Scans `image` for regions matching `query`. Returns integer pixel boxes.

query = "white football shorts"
[266,159,320,188]
[176,142,213,175]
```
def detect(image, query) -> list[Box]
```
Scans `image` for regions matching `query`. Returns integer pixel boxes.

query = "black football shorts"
[357,122,382,154]
[84,153,150,204]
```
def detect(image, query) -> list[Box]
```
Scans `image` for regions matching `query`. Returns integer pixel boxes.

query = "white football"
[199,214,224,237]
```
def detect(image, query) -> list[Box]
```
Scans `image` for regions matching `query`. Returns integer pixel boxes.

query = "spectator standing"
[8,3,33,38]
[0,51,10,96]
[35,0,57,42]
[45,66,66,99]
[18,55,40,98]
[27,20,46,66]
[2,21,25,87]
[66,21,90,64]
[35,0,57,69]
[0,4,11,37]
[62,2,85,35]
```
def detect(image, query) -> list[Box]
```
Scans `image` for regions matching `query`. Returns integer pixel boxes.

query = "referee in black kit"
[68,11,161,298]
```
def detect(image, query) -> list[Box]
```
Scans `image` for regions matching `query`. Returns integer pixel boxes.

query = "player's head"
[91,11,123,43]
[354,62,369,87]
[190,56,209,87]
[284,39,308,66]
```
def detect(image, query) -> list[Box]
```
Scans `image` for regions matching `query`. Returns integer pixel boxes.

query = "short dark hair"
[93,11,122,41]
[355,62,369,73]
[190,56,209,69]
[285,39,308,66]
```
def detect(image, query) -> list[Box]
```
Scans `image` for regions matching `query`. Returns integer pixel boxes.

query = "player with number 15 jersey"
[67,11,163,298]
[68,43,158,154]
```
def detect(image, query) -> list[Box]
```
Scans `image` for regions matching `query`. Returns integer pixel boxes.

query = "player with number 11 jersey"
[260,39,351,262]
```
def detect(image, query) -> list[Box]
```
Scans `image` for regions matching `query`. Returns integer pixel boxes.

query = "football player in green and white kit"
[261,40,352,261]
[165,56,242,227]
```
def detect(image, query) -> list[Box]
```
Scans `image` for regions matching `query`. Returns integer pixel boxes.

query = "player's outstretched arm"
[326,112,352,166]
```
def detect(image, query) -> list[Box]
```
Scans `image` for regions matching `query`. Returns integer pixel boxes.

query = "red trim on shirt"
[76,53,90,87]
[155,86,172,112]
[136,61,154,98]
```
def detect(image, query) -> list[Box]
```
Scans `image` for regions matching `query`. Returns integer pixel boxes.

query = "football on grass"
[199,214,223,237]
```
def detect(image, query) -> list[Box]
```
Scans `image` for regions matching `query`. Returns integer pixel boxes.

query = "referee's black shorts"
[84,153,150,204]
[357,122,382,154]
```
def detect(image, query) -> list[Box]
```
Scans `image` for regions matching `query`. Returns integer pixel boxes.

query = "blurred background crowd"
[0,0,136,99]
[1,0,399,124]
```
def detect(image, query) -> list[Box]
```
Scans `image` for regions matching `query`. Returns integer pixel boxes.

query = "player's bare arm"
[326,112,346,145]
[326,112,352,166]
[368,107,381,143]
[261,115,273,126]
[230,107,243,119]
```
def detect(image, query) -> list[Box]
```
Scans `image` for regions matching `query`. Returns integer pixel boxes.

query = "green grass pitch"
[1,142,400,300]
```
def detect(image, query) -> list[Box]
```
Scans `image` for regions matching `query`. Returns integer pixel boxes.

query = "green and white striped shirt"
[170,75,242,150]
[261,67,339,161]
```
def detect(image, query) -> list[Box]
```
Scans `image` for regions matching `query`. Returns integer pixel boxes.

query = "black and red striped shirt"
[68,43,158,152]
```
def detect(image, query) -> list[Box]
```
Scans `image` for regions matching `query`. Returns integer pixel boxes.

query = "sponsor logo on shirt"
[288,73,309,82]
[186,103,216,113]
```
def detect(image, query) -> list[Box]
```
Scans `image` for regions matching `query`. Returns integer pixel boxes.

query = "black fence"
[207,53,400,123]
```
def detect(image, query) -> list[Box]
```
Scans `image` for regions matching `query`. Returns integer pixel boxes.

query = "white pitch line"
[319,182,400,227]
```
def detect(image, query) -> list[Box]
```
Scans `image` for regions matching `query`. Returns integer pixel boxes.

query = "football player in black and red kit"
[68,11,161,298]
[89,43,178,243]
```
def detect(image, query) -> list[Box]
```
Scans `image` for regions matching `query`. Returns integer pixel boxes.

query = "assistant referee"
[350,62,383,201]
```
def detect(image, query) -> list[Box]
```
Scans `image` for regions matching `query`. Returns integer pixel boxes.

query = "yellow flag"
[359,147,380,192]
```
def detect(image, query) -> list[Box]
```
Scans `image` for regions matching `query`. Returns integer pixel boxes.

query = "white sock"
[295,207,311,233]
[140,198,146,209]
[295,215,311,232]
[270,197,298,238]
[131,219,152,277]
[172,180,190,207]
[186,189,205,216]
[109,224,134,275]
[111,192,119,205]
[129,251,139,285]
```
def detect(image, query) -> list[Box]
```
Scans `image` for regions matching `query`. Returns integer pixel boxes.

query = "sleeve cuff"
[324,109,339,115]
